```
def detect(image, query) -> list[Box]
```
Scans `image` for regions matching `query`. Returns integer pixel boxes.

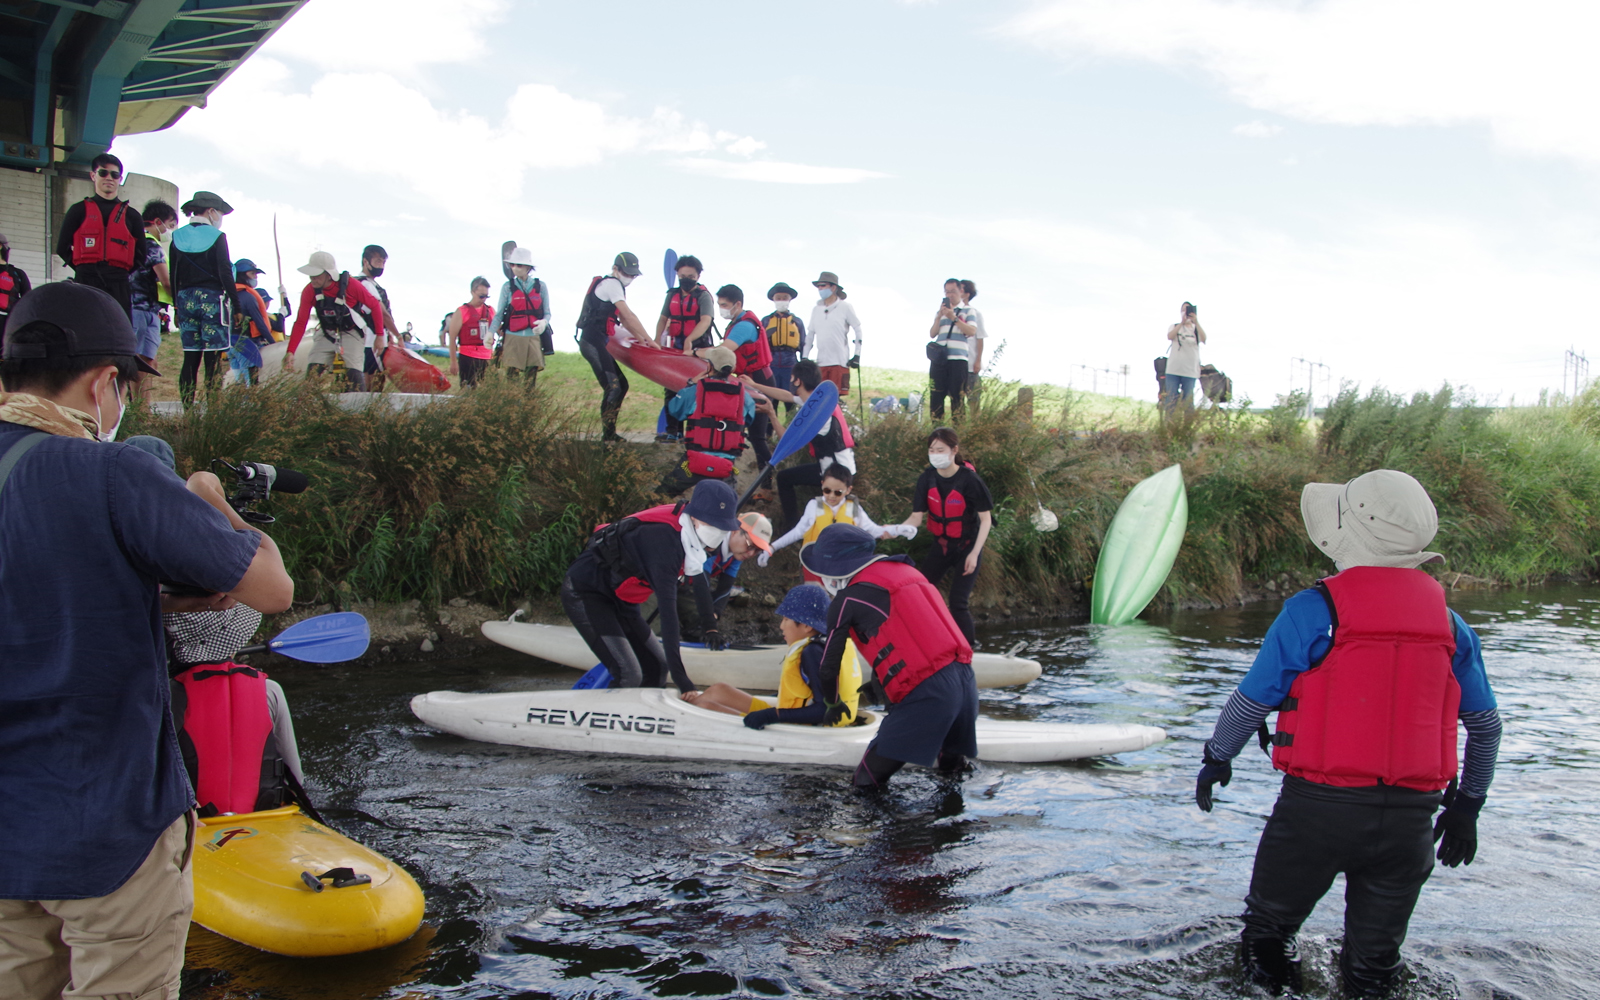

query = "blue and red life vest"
[729,309,773,375]
[71,198,137,270]
[590,503,687,603]
[170,663,287,816]
[848,559,972,703]
[1271,566,1461,792]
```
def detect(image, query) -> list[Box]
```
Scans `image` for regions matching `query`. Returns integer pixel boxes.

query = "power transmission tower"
[1563,347,1590,399]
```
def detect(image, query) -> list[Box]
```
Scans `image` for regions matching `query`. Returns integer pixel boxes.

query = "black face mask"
[678,275,696,289]
[367,265,385,278]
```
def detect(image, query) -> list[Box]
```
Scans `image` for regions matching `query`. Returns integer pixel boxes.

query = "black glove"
[702,629,727,652]
[1196,751,1232,812]
[743,707,779,730]
[1433,781,1484,867]
[822,698,853,726]
[846,354,860,369]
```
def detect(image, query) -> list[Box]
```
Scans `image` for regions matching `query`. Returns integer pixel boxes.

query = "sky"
[115,0,1600,407]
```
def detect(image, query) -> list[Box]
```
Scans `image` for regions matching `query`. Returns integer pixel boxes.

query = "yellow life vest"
[766,313,802,350]
[777,636,861,726]
[801,498,859,548]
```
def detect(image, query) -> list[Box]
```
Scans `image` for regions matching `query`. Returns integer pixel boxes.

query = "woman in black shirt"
[903,427,993,645]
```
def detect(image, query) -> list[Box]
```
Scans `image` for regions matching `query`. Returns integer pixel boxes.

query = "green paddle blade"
[1091,465,1188,625]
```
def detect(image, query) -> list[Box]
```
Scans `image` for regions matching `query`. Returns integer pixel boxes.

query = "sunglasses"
[821,487,847,497]
[95,169,121,180]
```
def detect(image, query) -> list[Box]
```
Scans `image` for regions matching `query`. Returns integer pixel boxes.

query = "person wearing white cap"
[283,250,386,390]
[495,246,549,387]
[657,346,756,496]
[1194,469,1503,997]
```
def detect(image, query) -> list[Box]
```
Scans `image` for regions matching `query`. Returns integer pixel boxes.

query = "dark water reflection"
[183,586,1600,999]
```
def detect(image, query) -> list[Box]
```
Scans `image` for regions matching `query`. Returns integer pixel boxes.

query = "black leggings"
[747,369,777,487]
[179,351,223,406]
[560,575,667,688]
[929,357,969,420]
[919,542,981,645]
[777,462,824,532]
[579,338,629,437]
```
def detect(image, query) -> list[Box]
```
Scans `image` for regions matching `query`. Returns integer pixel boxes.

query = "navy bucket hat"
[775,584,831,634]
[799,524,879,578]
[684,479,739,531]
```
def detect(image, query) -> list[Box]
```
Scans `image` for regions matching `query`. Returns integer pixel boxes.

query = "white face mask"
[95,377,126,443]
[617,273,635,287]
[718,307,734,320]
[928,451,953,470]
[694,522,729,549]
[774,300,791,313]
[820,573,851,597]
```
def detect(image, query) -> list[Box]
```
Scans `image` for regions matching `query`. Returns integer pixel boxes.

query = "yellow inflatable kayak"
[192,806,424,957]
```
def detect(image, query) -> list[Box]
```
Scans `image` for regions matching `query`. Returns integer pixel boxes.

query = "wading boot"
[1339,946,1402,998]
[1239,936,1303,996]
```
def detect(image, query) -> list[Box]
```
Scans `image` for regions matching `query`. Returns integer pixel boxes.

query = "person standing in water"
[1195,470,1502,997]
[167,192,236,405]
[901,427,993,646]
[447,277,496,388]
[763,282,806,417]
[1163,301,1206,412]
[575,252,650,443]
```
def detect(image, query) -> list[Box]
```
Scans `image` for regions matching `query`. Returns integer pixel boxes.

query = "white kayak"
[481,620,1043,690]
[411,687,1166,766]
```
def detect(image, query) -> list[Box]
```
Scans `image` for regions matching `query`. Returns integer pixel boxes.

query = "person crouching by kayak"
[561,480,742,694]
[576,252,650,443]
[1194,470,1502,998]
[901,427,993,647]
[738,359,857,532]
[679,511,774,639]
[802,524,980,789]
[447,277,496,388]
[760,467,914,582]
[658,346,756,496]
[684,583,861,729]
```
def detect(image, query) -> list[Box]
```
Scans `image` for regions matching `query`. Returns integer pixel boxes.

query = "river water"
[183,585,1600,1000]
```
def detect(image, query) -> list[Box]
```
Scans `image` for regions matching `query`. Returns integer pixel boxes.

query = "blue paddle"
[737,378,840,507]
[237,612,371,664]
[663,249,678,290]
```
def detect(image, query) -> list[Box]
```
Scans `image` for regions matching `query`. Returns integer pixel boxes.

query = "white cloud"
[1231,120,1280,138]
[1001,0,1600,165]
[265,0,511,69]
[724,136,767,157]
[677,159,890,184]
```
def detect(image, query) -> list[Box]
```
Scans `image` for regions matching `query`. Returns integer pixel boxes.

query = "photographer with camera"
[927,278,978,420]
[0,283,293,1000]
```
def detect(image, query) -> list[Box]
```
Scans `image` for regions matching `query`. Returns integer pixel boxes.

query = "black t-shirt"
[912,465,993,548]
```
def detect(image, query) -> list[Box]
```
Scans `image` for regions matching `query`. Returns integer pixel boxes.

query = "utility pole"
[1290,357,1331,418]
[1563,347,1590,400]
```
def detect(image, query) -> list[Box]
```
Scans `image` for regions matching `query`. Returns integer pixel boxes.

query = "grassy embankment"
[123,359,1600,621]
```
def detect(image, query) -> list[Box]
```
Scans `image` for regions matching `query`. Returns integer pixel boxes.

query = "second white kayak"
[481,620,1043,690]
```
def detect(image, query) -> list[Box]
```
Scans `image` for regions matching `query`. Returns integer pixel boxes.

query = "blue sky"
[117,0,1600,406]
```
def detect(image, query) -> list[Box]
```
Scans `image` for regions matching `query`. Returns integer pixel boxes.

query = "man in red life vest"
[56,153,145,320]
[446,277,496,388]
[654,255,715,442]
[284,251,386,391]
[801,524,980,790]
[1196,470,1503,997]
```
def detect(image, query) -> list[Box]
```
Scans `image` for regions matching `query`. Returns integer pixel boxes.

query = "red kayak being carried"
[607,338,710,393]
[381,345,452,393]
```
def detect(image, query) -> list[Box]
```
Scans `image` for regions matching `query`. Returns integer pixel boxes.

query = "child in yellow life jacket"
[681,584,861,728]
[759,468,915,582]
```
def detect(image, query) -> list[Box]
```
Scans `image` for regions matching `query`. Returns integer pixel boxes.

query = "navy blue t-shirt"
[0,424,260,899]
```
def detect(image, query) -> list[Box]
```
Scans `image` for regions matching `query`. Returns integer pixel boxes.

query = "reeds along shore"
[123,372,1600,613]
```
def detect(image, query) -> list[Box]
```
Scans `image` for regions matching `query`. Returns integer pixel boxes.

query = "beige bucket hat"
[1301,469,1444,570]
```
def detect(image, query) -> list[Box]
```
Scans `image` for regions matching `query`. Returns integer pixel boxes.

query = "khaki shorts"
[0,813,194,1000]
[500,333,545,370]
[306,330,367,368]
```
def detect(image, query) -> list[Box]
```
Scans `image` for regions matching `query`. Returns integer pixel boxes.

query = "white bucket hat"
[296,250,337,277]
[1301,470,1444,570]
[504,246,536,267]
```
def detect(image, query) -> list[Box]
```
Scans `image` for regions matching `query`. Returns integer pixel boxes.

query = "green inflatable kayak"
[1091,464,1188,625]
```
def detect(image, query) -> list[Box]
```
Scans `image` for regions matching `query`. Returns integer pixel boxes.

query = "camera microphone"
[233,461,310,495]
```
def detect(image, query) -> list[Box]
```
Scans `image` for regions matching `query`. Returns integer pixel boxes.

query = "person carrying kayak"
[761,467,913,582]
[658,346,756,496]
[284,250,386,391]
[901,427,993,646]
[762,282,806,417]
[447,277,496,388]
[355,245,399,389]
[738,358,856,531]
[683,583,862,730]
[802,524,980,789]
[1194,470,1503,997]
[654,254,715,442]
[576,251,649,443]
[561,480,742,692]
[496,246,549,388]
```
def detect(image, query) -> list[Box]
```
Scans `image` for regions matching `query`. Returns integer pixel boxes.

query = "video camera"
[212,459,310,524]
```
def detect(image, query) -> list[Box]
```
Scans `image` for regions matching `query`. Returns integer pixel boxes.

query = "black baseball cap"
[613,251,643,277]
[2,281,162,376]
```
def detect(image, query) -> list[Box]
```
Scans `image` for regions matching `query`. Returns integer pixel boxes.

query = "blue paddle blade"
[657,405,668,435]
[663,249,678,290]
[267,612,371,664]
[771,378,839,466]
[572,663,612,689]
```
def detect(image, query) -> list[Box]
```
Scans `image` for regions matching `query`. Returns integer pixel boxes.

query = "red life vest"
[684,376,747,455]
[848,560,973,703]
[730,310,773,375]
[591,503,686,603]
[666,284,710,349]
[1272,566,1461,792]
[926,463,978,542]
[455,302,494,355]
[71,198,137,270]
[808,406,855,463]
[0,267,16,314]
[507,281,545,332]
[171,663,286,816]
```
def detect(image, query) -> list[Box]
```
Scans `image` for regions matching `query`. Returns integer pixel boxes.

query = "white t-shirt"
[807,298,862,367]
[1166,322,1202,378]
[968,309,987,372]
[594,276,626,305]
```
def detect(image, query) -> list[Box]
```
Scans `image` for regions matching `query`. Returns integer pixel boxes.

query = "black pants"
[656,458,728,498]
[747,369,777,487]
[777,461,824,531]
[1242,776,1443,991]
[560,573,667,688]
[919,543,981,645]
[662,385,682,438]
[178,351,223,406]
[458,355,487,388]
[579,338,628,438]
[929,358,969,420]
[73,267,132,320]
